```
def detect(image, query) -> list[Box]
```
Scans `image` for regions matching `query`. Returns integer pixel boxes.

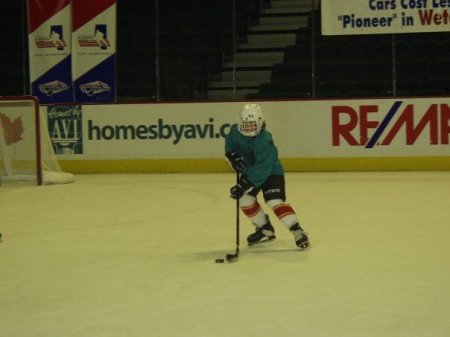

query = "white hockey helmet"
[238,103,265,137]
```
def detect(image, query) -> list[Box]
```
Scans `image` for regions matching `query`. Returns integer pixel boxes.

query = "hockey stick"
[225,172,240,262]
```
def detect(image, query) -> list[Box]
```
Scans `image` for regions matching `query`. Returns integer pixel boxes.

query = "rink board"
[44,98,450,172]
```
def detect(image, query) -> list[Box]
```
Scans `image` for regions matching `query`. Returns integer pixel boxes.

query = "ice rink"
[1,172,450,337]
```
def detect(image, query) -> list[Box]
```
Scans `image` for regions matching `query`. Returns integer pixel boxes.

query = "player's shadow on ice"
[186,239,309,262]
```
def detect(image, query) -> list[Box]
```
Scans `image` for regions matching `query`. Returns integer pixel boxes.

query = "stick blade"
[225,253,239,262]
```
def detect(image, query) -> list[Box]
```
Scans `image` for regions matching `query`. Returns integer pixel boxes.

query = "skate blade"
[297,242,311,251]
[248,236,276,246]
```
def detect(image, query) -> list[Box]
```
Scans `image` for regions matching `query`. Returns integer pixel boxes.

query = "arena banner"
[27,0,74,104]
[45,99,450,172]
[72,0,116,103]
[321,0,450,35]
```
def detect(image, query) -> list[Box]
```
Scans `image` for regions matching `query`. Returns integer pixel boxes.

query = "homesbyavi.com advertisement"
[46,99,450,160]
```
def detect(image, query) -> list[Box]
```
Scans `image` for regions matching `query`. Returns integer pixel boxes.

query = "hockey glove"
[230,176,253,199]
[225,151,245,173]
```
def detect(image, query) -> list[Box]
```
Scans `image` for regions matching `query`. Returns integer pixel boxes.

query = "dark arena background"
[3,0,450,101]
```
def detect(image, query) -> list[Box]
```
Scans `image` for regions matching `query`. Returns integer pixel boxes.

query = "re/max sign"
[332,102,450,147]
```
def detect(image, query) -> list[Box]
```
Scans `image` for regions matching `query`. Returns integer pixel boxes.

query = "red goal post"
[0,96,73,185]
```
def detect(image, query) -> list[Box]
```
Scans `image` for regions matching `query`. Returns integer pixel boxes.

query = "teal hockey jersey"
[225,124,284,188]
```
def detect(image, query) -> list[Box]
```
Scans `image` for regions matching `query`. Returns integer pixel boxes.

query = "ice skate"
[290,223,310,250]
[247,216,276,245]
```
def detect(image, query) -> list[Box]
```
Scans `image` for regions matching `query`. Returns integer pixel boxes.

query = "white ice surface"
[1,172,450,337]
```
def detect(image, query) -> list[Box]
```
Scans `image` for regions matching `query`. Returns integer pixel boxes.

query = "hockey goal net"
[0,96,74,185]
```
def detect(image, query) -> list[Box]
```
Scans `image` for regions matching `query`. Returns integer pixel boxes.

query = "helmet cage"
[239,120,262,137]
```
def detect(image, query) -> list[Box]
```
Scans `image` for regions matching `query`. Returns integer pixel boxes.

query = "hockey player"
[225,103,310,249]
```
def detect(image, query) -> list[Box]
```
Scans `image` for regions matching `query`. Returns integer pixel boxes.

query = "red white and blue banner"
[321,0,450,35]
[72,0,116,102]
[27,0,74,104]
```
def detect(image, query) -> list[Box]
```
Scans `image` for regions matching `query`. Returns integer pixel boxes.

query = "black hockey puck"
[215,258,225,263]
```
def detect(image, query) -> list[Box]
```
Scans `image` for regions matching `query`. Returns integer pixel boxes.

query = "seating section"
[117,0,245,100]
[249,9,450,99]
[115,3,450,100]
[1,0,255,101]
[2,2,450,100]
[150,0,252,101]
